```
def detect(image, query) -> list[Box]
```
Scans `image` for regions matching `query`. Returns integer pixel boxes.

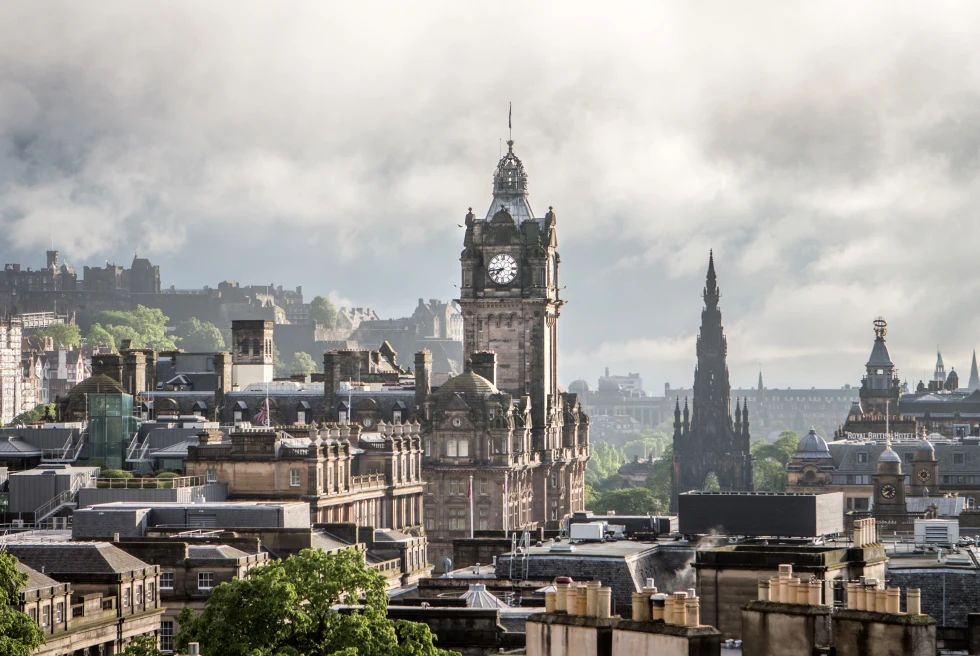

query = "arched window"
[240,338,250,355]
[252,340,261,356]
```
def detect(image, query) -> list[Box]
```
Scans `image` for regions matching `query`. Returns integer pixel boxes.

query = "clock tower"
[910,437,937,497]
[872,441,906,518]
[458,139,562,450]
[454,136,589,529]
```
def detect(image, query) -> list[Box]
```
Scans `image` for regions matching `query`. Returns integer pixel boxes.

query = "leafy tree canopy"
[589,487,665,516]
[749,431,799,491]
[85,323,117,351]
[273,343,289,378]
[645,444,673,509]
[310,296,338,329]
[120,635,163,656]
[174,318,226,352]
[6,403,56,427]
[90,305,177,351]
[291,352,319,376]
[0,552,46,656]
[175,549,456,656]
[36,323,80,348]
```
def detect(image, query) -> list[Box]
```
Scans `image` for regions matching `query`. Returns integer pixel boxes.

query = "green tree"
[585,441,627,488]
[703,472,721,491]
[590,487,665,515]
[273,343,289,378]
[310,296,338,328]
[120,634,162,656]
[644,444,673,509]
[85,323,117,351]
[291,352,318,376]
[0,552,46,656]
[750,430,799,492]
[90,305,177,351]
[37,323,80,348]
[174,318,226,352]
[6,403,56,427]
[175,549,455,656]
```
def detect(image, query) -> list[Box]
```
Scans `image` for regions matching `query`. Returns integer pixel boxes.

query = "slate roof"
[187,545,249,559]
[827,440,980,474]
[5,542,153,575]
[16,561,61,591]
[900,389,980,414]
[866,338,894,368]
[905,496,965,516]
[0,436,41,457]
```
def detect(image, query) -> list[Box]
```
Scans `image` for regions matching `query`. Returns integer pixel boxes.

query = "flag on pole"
[508,102,512,130]
[254,402,268,425]
[467,476,472,501]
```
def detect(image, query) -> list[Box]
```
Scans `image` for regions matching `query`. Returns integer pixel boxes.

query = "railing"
[95,476,204,489]
[125,432,151,462]
[33,474,90,522]
[349,473,387,491]
[40,431,84,462]
[280,446,311,457]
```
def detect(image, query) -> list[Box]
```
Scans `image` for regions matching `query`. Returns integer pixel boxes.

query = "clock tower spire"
[455,127,588,529]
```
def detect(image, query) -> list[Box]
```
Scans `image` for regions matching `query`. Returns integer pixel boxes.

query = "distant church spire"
[970,350,980,392]
[671,252,753,510]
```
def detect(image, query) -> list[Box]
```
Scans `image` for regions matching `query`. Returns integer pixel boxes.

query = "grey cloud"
[3,2,980,392]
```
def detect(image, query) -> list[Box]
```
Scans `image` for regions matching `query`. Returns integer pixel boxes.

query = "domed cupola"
[486,140,534,224]
[796,429,833,460]
[876,445,902,474]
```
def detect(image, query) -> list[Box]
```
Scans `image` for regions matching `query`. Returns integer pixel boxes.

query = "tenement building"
[671,253,752,510]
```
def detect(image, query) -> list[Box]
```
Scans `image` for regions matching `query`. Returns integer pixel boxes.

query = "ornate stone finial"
[873,317,887,340]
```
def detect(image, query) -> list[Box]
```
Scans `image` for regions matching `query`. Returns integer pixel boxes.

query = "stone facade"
[671,253,752,510]
[184,424,425,532]
[421,139,589,567]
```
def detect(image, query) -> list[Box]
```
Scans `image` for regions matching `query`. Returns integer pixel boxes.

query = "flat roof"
[500,539,662,559]
[83,500,309,510]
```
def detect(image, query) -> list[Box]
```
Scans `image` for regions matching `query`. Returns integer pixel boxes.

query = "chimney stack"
[414,350,432,410]
[469,351,497,386]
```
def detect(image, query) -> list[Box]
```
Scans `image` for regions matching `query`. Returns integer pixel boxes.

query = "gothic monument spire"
[671,252,753,510]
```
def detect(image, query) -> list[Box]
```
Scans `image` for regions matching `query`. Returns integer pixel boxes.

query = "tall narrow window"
[161,621,174,652]
[290,468,301,487]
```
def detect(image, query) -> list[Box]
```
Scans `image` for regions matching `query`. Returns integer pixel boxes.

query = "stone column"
[887,587,901,614]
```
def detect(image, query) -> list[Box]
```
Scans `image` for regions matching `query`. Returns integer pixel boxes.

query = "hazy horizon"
[3,2,980,392]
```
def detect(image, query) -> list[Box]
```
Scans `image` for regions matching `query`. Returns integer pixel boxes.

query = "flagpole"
[503,474,509,539]
[469,474,474,539]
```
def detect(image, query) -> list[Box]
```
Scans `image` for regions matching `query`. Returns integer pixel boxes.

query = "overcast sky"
[3,2,980,392]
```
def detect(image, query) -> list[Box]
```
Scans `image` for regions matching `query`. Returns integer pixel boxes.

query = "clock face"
[362,418,372,428]
[487,253,518,284]
[881,484,897,499]
[917,469,932,482]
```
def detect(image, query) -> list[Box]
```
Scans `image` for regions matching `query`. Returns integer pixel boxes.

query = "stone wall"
[832,609,936,656]
[887,567,980,628]
[740,601,831,656]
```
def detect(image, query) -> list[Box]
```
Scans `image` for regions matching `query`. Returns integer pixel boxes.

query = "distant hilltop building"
[670,252,753,509]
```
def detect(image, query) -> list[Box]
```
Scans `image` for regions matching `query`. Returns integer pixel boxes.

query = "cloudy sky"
[3,2,980,391]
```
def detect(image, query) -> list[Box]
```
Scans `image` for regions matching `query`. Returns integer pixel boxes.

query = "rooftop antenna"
[508,102,512,142]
